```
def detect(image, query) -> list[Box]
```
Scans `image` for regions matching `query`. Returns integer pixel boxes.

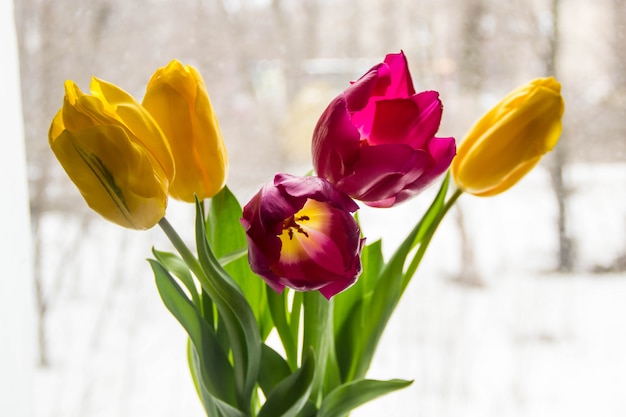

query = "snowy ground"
[33,163,626,417]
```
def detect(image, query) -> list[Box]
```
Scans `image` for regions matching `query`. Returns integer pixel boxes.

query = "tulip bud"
[312,51,456,208]
[241,174,364,299]
[49,78,174,230]
[143,60,228,202]
[451,77,565,196]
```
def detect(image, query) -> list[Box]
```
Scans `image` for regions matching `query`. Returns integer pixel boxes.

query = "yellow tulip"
[451,77,565,196]
[142,60,228,202]
[49,78,174,229]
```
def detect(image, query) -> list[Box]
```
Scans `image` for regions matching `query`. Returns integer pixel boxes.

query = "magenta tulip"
[241,173,364,299]
[312,51,456,208]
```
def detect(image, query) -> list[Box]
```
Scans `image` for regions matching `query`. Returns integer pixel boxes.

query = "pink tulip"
[312,51,456,207]
[241,173,364,299]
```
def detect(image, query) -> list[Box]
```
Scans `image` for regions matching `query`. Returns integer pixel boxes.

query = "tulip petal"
[476,156,542,197]
[367,92,442,149]
[312,97,362,183]
[318,278,356,300]
[344,65,385,112]
[49,110,65,140]
[381,136,457,206]
[382,51,415,97]
[276,173,359,213]
[51,125,168,229]
[337,144,429,204]
[61,81,112,131]
[92,77,175,182]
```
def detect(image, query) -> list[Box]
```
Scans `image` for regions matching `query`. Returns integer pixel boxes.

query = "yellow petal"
[90,77,175,183]
[50,125,168,229]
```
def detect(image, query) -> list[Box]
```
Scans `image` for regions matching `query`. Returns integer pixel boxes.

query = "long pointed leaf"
[332,240,383,381]
[258,343,292,396]
[153,249,200,306]
[194,200,262,410]
[207,186,273,340]
[150,260,237,406]
[318,379,413,417]
[257,349,316,417]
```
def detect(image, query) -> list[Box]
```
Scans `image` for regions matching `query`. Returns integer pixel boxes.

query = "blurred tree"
[455,0,486,286]
[612,0,626,90]
[544,0,574,272]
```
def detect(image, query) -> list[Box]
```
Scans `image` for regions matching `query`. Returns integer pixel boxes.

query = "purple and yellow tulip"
[241,173,364,299]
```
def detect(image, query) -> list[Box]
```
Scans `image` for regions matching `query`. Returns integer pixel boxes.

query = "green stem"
[302,292,339,406]
[158,217,218,332]
[159,217,206,285]
[401,187,463,293]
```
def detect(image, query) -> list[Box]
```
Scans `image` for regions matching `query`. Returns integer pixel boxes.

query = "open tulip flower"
[49,78,174,229]
[452,77,565,196]
[143,60,228,202]
[312,51,456,208]
[241,173,364,299]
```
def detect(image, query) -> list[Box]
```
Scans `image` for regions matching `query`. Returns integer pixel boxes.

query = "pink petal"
[344,66,384,111]
[319,237,365,299]
[365,99,427,147]
[382,51,415,97]
[318,276,357,299]
[407,91,443,143]
[336,144,429,202]
[276,173,359,213]
[312,97,362,183]
[388,136,457,205]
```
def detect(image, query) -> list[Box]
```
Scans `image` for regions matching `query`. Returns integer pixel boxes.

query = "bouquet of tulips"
[49,52,564,416]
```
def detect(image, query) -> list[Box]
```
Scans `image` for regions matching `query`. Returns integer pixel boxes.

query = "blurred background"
[3,0,626,415]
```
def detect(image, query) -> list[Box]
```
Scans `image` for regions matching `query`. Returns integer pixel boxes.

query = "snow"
[21,162,626,417]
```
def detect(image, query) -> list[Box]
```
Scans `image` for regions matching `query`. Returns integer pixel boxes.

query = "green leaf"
[153,249,200,306]
[333,240,384,382]
[187,340,249,417]
[258,343,292,396]
[218,246,248,267]
[207,186,273,340]
[186,340,220,417]
[257,349,316,417]
[333,295,368,382]
[214,399,249,417]
[295,402,318,417]
[317,379,413,417]
[201,289,230,352]
[194,199,262,410]
[206,186,246,257]
[150,260,237,406]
